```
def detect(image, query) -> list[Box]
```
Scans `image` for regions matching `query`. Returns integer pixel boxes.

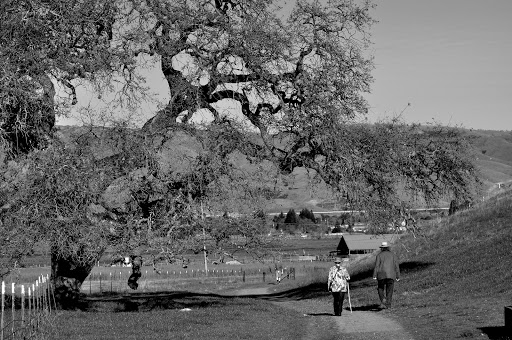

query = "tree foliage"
[0,0,135,157]
[299,208,316,223]
[284,208,298,225]
[0,0,482,306]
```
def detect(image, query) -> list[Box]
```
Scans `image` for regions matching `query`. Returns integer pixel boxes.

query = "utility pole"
[201,201,208,276]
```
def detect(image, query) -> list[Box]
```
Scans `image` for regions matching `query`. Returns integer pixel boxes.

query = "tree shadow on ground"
[78,291,231,312]
[479,326,511,340]
[77,282,330,312]
[349,261,435,289]
[399,261,435,274]
[76,261,437,313]
[349,304,383,312]
[255,282,328,301]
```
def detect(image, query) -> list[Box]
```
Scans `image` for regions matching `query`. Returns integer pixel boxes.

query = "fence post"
[21,285,25,328]
[11,283,15,338]
[263,272,265,282]
[1,281,4,340]
[41,277,46,312]
[242,271,245,282]
[32,282,35,318]
[46,274,51,314]
[28,287,31,324]
[35,281,39,312]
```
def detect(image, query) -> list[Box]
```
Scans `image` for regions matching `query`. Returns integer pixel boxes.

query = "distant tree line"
[272,208,368,235]
[271,208,448,235]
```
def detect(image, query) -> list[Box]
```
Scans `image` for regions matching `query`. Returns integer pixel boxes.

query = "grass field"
[6,191,512,339]
[346,190,512,340]
[54,297,308,340]
[52,269,331,340]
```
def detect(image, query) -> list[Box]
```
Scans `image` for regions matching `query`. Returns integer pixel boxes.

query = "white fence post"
[11,283,14,338]
[1,281,5,340]
[21,285,25,328]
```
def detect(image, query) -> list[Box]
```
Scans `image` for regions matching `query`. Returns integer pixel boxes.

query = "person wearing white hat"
[373,241,400,309]
[328,257,351,316]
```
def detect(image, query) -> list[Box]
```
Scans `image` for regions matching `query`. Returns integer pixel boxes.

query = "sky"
[57,0,512,131]
[365,0,512,130]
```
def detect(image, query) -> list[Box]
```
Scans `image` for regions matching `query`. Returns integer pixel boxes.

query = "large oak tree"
[0,0,480,307]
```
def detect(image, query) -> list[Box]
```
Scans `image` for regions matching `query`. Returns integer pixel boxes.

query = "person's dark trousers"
[332,292,346,316]
[377,278,395,307]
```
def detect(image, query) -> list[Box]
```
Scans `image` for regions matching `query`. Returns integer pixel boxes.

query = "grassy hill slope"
[348,189,512,340]
[264,128,512,212]
[54,125,512,213]
[470,129,512,165]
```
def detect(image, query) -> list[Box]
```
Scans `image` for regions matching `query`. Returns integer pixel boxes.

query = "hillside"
[469,129,512,192]
[52,125,512,214]
[270,128,512,213]
[348,188,512,340]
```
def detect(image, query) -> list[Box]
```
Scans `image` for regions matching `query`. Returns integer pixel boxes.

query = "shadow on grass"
[77,281,331,312]
[256,282,328,301]
[349,261,435,288]
[400,261,435,274]
[76,261,437,313]
[79,291,231,312]
[349,304,383,312]
[306,312,334,316]
[479,326,511,340]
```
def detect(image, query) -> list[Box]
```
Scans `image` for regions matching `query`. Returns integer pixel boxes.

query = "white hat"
[380,241,389,248]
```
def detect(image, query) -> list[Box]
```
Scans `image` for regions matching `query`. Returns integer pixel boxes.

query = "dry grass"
[53,297,308,340]
[52,265,335,339]
[346,190,512,340]
[11,191,512,339]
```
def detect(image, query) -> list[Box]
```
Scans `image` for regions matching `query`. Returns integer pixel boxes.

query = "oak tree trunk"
[50,252,95,309]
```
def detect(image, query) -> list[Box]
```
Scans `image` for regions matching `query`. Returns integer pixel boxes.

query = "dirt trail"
[228,287,415,340]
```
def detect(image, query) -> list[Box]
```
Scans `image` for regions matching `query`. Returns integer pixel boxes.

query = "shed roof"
[339,234,396,251]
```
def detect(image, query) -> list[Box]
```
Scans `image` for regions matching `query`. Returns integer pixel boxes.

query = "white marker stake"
[28,287,31,320]
[11,283,14,337]
[21,286,25,325]
[1,281,5,340]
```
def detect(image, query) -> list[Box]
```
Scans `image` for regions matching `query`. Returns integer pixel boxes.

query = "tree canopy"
[0,0,481,307]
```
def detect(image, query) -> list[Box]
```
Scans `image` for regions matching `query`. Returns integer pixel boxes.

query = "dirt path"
[227,287,415,340]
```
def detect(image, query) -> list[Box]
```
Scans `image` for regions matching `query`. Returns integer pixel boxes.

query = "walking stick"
[347,281,352,313]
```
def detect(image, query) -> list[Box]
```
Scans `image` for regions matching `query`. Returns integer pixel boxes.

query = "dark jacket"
[373,249,400,280]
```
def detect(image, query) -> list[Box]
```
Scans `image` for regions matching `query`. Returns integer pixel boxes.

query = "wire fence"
[78,264,338,295]
[80,266,301,294]
[0,276,55,340]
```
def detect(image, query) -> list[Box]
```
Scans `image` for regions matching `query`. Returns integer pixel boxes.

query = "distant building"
[351,223,368,233]
[331,234,396,257]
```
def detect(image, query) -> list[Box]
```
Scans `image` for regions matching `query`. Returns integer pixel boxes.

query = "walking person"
[275,262,283,283]
[373,241,400,309]
[328,257,351,316]
[128,254,143,290]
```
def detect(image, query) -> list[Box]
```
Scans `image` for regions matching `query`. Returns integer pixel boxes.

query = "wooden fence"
[0,275,55,340]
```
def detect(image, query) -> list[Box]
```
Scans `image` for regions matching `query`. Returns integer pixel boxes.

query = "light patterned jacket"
[328,265,350,292]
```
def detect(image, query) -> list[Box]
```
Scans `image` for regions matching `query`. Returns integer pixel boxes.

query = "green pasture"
[54,297,309,340]
[4,236,340,282]
[54,264,332,340]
